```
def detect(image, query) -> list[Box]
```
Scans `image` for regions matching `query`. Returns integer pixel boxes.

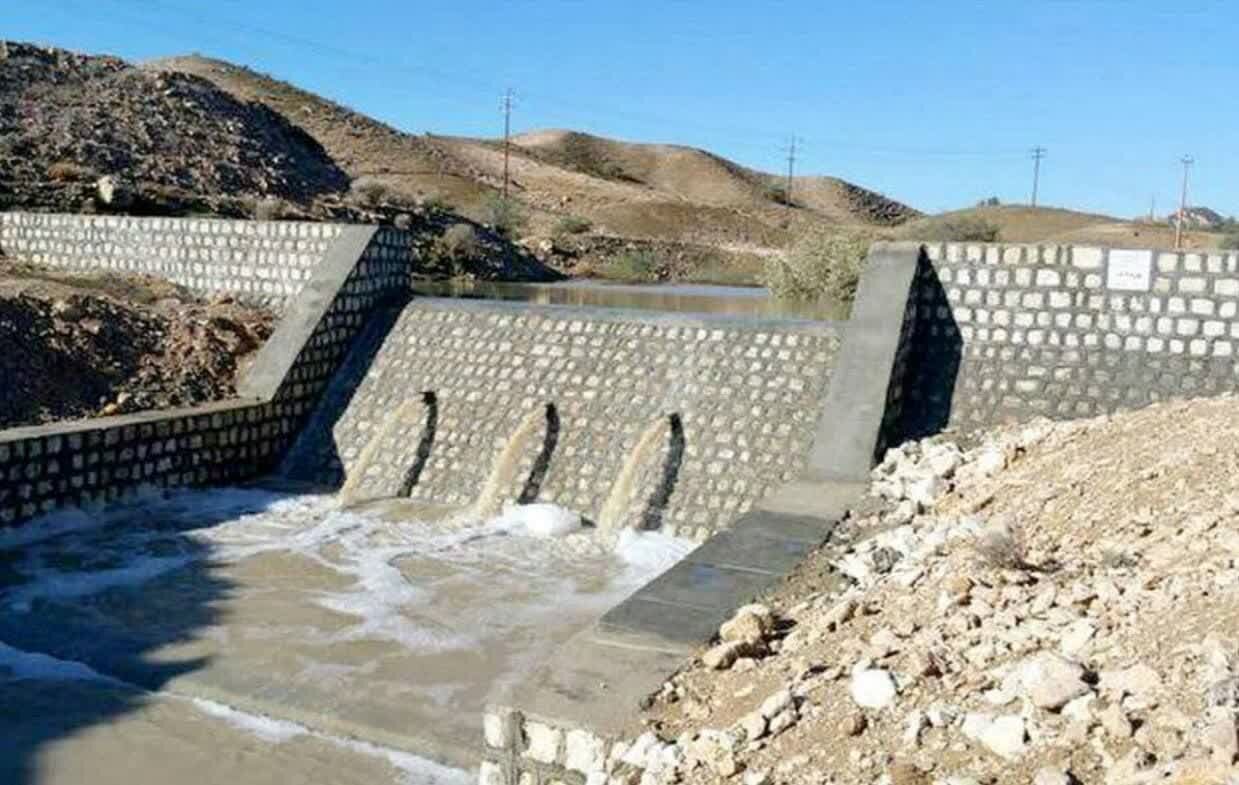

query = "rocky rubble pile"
[0,263,273,427]
[630,399,1239,785]
[0,41,348,214]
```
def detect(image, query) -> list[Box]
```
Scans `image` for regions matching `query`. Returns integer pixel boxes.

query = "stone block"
[479,761,505,785]
[1071,247,1103,269]
[525,722,564,764]
[565,729,608,774]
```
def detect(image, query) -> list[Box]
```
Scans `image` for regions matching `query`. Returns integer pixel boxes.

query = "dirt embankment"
[632,399,1239,785]
[0,262,274,429]
[0,41,352,217]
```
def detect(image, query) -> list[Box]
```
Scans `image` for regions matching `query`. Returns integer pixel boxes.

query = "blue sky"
[7,0,1236,217]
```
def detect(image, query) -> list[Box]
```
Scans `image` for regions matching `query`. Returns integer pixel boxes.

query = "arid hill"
[896,204,1228,251]
[145,56,918,253]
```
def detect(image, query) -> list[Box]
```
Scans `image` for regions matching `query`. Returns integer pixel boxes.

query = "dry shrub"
[971,519,1028,570]
[47,161,96,183]
[919,216,1001,242]
[483,194,525,238]
[420,193,448,212]
[438,223,480,260]
[250,197,286,221]
[350,176,390,207]
[597,249,658,282]
[763,229,872,303]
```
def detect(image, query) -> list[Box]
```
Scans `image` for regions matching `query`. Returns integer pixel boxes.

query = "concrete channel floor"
[1,677,465,785]
[0,484,692,783]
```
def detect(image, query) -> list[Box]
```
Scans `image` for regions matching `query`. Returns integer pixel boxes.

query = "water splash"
[597,415,672,531]
[472,403,551,519]
[342,396,434,504]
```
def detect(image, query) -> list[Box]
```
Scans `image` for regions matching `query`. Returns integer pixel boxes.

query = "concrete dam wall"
[900,242,1239,436]
[0,212,348,309]
[283,300,842,539]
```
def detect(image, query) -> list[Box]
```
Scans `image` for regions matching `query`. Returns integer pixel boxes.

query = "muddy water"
[0,487,694,783]
[411,279,849,321]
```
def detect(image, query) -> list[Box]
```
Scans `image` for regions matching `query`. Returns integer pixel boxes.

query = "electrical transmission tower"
[1175,155,1194,250]
[781,136,802,206]
[500,88,516,198]
[1029,146,1047,207]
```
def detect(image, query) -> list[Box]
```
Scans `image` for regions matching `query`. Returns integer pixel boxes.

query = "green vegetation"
[596,249,659,282]
[553,215,592,239]
[483,193,526,238]
[763,229,872,303]
[681,255,765,286]
[1220,232,1239,251]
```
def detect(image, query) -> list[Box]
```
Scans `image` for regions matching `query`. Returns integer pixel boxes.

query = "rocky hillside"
[3,41,919,282]
[0,261,273,427]
[0,41,349,216]
[621,399,1239,785]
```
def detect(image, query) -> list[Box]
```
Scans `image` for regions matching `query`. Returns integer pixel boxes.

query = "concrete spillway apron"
[487,243,923,755]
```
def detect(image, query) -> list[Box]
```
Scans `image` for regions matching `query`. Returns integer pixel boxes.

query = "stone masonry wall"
[0,223,414,527]
[0,212,344,309]
[284,300,840,539]
[902,242,1239,435]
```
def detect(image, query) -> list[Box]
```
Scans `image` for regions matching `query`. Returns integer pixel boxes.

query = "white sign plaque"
[1106,249,1153,291]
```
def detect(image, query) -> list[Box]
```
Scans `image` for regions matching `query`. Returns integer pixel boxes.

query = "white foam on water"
[189,697,307,744]
[0,640,123,685]
[5,554,194,613]
[614,528,698,574]
[0,487,699,783]
[0,506,100,550]
[3,489,696,646]
[494,502,583,538]
[2,486,697,697]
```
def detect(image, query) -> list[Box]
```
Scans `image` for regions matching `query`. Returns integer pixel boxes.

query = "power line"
[501,88,516,198]
[1175,155,1194,250]
[1029,146,1047,207]
[85,0,1029,165]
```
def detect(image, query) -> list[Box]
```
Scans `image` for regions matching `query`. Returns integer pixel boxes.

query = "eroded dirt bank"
[0,261,273,428]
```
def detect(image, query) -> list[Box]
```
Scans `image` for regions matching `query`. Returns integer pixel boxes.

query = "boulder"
[720,606,771,648]
[1202,710,1238,764]
[850,669,897,710]
[703,640,752,670]
[95,175,134,209]
[758,688,794,720]
[1018,652,1092,710]
[962,713,1027,760]
[1032,767,1074,785]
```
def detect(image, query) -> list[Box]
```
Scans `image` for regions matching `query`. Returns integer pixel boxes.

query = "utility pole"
[1175,155,1194,249]
[500,88,515,199]
[1149,194,1156,223]
[782,136,800,206]
[1029,146,1046,207]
